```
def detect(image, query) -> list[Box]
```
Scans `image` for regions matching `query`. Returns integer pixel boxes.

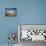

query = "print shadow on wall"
[5,8,17,17]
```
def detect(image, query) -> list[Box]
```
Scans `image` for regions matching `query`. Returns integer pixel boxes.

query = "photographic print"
[5,8,17,16]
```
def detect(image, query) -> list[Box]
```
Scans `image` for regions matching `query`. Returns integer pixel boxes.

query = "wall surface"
[0,0,46,44]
